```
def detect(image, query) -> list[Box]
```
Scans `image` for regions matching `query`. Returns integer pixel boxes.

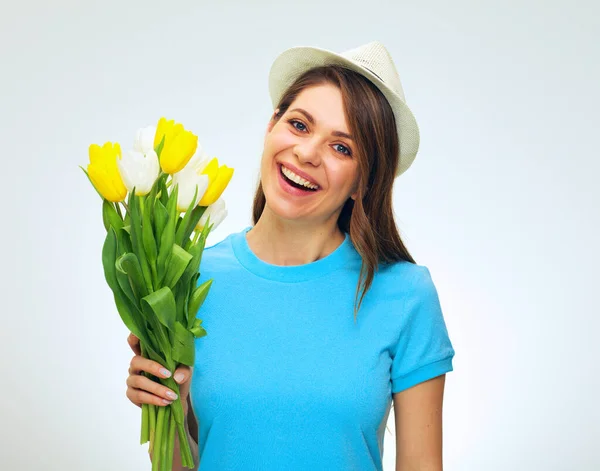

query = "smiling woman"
[127,40,455,471]
[253,63,411,316]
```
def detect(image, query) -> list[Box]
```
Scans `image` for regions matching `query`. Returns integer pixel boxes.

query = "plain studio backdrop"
[1,1,598,470]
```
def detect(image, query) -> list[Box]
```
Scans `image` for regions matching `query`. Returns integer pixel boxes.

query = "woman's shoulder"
[202,226,246,252]
[373,259,439,298]
[379,259,432,282]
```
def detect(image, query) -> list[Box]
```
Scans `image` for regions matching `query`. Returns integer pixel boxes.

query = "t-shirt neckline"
[231,226,354,282]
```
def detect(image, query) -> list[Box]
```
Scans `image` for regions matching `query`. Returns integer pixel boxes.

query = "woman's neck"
[246,210,345,267]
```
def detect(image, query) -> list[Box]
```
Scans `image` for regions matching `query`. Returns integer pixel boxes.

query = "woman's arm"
[393,374,446,471]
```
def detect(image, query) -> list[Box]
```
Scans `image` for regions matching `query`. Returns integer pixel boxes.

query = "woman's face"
[260,83,360,225]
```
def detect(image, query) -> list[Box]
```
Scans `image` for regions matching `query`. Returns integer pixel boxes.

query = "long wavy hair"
[252,65,416,321]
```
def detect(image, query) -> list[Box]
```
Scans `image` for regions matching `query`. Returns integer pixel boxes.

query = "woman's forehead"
[289,85,351,136]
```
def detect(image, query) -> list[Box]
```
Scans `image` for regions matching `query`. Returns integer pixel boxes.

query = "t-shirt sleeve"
[391,265,455,393]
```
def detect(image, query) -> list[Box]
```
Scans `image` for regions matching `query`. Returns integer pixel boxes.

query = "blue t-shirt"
[189,226,455,470]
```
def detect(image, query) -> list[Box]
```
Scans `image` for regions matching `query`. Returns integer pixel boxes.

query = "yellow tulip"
[87,142,127,202]
[197,157,234,206]
[154,117,198,174]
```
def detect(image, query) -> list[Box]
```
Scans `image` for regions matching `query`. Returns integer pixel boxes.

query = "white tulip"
[172,172,210,212]
[171,145,214,212]
[196,197,227,232]
[134,125,157,155]
[177,145,212,175]
[116,149,160,196]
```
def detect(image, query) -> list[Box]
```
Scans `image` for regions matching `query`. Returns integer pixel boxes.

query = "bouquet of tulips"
[81,117,233,469]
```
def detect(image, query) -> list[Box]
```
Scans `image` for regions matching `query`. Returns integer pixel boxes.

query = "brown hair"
[252,65,416,321]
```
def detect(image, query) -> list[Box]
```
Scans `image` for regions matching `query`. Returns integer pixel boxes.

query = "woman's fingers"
[125,343,194,411]
[128,355,173,378]
[126,374,179,403]
[173,365,192,384]
[126,386,174,408]
[173,365,193,401]
[127,332,141,356]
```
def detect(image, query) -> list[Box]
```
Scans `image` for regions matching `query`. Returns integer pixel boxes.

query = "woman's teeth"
[281,165,319,190]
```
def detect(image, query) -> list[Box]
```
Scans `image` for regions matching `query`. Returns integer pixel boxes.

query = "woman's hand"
[125,332,193,413]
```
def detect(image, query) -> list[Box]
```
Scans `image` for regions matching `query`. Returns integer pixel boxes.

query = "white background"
[1,1,598,470]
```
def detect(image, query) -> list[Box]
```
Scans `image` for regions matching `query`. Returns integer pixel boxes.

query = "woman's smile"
[276,162,321,197]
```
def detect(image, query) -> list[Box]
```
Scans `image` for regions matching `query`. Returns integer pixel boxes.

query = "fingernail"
[160,368,171,377]
[166,390,178,400]
[174,372,185,383]
[162,399,173,405]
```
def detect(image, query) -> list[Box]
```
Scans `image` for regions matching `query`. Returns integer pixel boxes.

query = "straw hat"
[268,40,420,177]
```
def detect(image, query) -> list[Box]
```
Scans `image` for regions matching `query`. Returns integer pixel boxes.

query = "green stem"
[139,194,144,217]
[140,343,150,445]
[141,403,149,444]
[149,404,156,454]
[121,201,130,214]
[115,202,123,220]
[192,230,201,246]
[153,406,166,471]
[177,421,194,468]
[161,406,170,471]
[166,408,176,470]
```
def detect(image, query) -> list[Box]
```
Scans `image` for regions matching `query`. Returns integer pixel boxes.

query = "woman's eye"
[334,144,352,157]
[289,119,351,156]
[288,119,306,132]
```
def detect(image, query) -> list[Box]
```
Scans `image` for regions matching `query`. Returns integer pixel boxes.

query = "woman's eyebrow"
[289,107,354,141]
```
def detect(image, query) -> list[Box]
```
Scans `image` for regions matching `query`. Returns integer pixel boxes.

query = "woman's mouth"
[277,163,320,196]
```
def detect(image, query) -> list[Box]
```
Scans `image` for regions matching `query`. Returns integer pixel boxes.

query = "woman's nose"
[294,140,322,167]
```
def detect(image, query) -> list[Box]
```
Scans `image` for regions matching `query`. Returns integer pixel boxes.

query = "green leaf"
[154,200,168,246]
[157,184,179,286]
[102,227,151,347]
[102,199,124,233]
[141,301,172,367]
[102,226,120,292]
[171,321,195,366]
[142,194,158,286]
[115,252,149,300]
[184,273,199,325]
[178,204,207,249]
[115,257,138,307]
[174,184,200,247]
[117,226,133,254]
[142,286,176,333]
[174,278,188,325]
[190,318,207,339]
[155,134,165,158]
[162,244,193,290]
[112,290,148,345]
[145,171,162,210]
[79,165,104,200]
[188,279,213,328]
[181,240,203,284]
[145,329,165,364]
[129,190,154,293]
[158,174,169,207]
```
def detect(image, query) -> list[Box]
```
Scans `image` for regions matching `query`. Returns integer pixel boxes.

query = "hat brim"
[268,45,420,177]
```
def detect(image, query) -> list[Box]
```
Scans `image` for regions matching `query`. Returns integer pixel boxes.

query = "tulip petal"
[198,165,234,206]
[161,130,198,174]
[89,164,126,202]
[174,173,209,212]
[200,157,219,181]
[135,125,157,154]
[116,150,137,192]
[196,197,227,232]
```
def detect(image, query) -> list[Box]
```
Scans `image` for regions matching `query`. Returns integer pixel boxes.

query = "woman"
[126,40,455,470]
